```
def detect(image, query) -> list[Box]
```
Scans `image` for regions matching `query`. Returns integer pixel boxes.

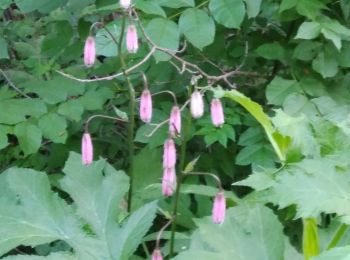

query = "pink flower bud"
[120,0,131,9]
[190,90,204,119]
[162,167,176,197]
[82,133,93,165]
[169,106,181,137]
[84,36,96,67]
[126,24,138,54]
[210,98,224,127]
[163,138,176,169]
[151,249,163,260]
[140,89,152,123]
[212,191,226,224]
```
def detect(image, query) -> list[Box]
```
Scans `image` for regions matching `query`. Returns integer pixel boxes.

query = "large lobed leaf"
[173,204,284,260]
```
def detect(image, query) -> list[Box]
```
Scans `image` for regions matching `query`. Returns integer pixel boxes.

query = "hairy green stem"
[118,15,135,212]
[327,223,348,250]
[169,107,192,257]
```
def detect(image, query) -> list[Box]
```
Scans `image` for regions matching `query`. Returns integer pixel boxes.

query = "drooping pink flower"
[120,0,131,9]
[169,106,181,137]
[212,191,226,224]
[163,138,176,169]
[190,90,204,119]
[210,98,225,127]
[152,249,163,260]
[84,36,96,67]
[82,133,93,165]
[126,24,138,54]
[140,89,152,123]
[162,167,176,197]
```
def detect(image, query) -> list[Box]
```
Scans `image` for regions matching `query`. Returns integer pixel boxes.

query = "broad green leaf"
[38,113,67,143]
[0,125,11,149]
[78,88,114,111]
[157,0,194,8]
[209,0,246,29]
[179,8,215,50]
[146,18,180,62]
[341,0,350,20]
[272,110,319,157]
[296,0,326,19]
[58,100,84,122]
[279,0,296,12]
[266,76,299,105]
[0,99,47,124]
[15,0,67,13]
[95,20,125,57]
[14,122,42,155]
[135,0,166,17]
[236,144,276,168]
[174,205,284,260]
[293,41,322,61]
[112,201,158,259]
[255,42,286,62]
[303,218,320,260]
[233,169,275,191]
[217,88,287,162]
[295,22,321,40]
[2,253,76,260]
[312,246,350,260]
[0,168,98,258]
[61,152,129,239]
[319,18,350,50]
[269,159,350,220]
[0,37,9,59]
[244,0,261,18]
[312,51,338,78]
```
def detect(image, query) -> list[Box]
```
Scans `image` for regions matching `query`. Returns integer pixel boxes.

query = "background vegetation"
[1,0,350,259]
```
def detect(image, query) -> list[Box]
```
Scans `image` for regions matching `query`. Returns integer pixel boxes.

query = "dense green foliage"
[2,0,350,259]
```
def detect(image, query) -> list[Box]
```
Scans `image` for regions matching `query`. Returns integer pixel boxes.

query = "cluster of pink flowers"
[83,1,138,67]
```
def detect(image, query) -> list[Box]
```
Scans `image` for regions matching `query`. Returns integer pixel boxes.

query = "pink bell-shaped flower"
[120,0,131,9]
[169,105,181,137]
[212,191,226,224]
[163,138,176,169]
[126,24,138,54]
[151,249,163,260]
[162,167,176,197]
[81,133,93,165]
[139,89,152,123]
[190,90,204,119]
[84,36,96,67]
[210,98,224,127]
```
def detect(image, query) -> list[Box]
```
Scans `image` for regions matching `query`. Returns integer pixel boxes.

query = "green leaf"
[61,152,129,239]
[272,110,319,157]
[209,0,246,29]
[266,76,299,105]
[295,22,321,40]
[38,113,67,143]
[312,50,338,78]
[293,41,322,61]
[0,37,9,59]
[219,88,287,162]
[146,18,180,62]
[112,201,158,259]
[135,0,166,17]
[15,0,67,13]
[0,168,93,257]
[58,100,84,122]
[255,42,286,62]
[236,144,276,168]
[179,8,215,50]
[303,218,320,260]
[157,0,194,8]
[312,246,350,260]
[244,0,261,18]
[14,122,42,155]
[0,125,11,150]
[296,0,326,19]
[269,159,350,220]
[173,204,284,260]
[0,99,47,124]
[2,253,76,260]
